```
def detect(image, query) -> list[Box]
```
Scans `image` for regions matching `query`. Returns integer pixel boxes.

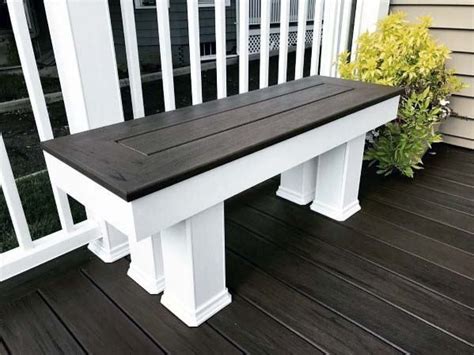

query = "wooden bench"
[42,75,402,326]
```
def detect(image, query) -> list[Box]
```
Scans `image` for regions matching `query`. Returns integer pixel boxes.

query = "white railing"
[249,0,316,25]
[0,0,389,281]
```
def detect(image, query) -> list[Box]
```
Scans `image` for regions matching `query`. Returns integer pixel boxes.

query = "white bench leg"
[88,219,129,263]
[127,233,165,294]
[276,158,318,205]
[160,202,231,327]
[310,134,366,221]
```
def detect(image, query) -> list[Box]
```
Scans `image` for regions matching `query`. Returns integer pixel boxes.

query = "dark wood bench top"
[42,76,403,201]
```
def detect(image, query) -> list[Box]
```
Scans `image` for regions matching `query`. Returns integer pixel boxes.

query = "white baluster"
[215,0,227,99]
[187,0,203,105]
[259,0,271,88]
[278,0,290,84]
[239,0,249,93]
[156,0,176,111]
[0,135,33,250]
[120,0,145,118]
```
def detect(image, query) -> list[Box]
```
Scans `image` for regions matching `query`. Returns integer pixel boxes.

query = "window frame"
[134,0,231,10]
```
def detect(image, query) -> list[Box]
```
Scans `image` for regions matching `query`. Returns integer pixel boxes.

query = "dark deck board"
[42,76,402,201]
[226,203,474,345]
[367,176,474,215]
[422,166,474,187]
[345,208,474,278]
[208,294,322,354]
[225,252,399,354]
[410,173,474,202]
[357,198,474,254]
[431,144,474,165]
[1,144,473,354]
[81,258,242,354]
[239,184,474,308]
[0,340,9,355]
[38,271,163,354]
[363,185,474,234]
[225,222,473,354]
[0,293,84,354]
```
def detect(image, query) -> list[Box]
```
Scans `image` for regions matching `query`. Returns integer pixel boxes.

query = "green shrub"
[338,12,466,177]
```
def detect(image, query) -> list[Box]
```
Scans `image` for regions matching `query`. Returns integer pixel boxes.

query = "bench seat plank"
[42,76,402,201]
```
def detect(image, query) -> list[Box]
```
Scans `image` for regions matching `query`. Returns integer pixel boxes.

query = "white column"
[44,0,129,262]
[160,202,231,327]
[276,158,318,205]
[310,134,366,221]
[127,233,165,294]
[88,220,130,263]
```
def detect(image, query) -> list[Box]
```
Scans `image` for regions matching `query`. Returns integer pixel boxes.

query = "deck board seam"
[36,290,88,354]
[365,193,474,235]
[339,212,474,280]
[79,268,170,354]
[370,184,474,218]
[404,179,474,205]
[422,170,474,188]
[224,287,330,354]
[204,322,247,355]
[358,207,474,257]
[0,337,12,355]
[422,167,474,186]
[240,196,474,311]
[226,219,474,348]
[225,248,407,354]
[421,169,474,189]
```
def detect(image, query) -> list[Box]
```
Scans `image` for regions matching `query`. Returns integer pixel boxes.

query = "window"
[198,0,231,7]
[200,41,216,60]
[134,0,157,9]
[134,0,230,9]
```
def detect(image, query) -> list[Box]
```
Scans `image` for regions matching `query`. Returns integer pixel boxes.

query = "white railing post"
[120,0,145,119]
[337,0,354,73]
[156,0,176,112]
[7,0,53,142]
[351,0,390,60]
[215,0,227,99]
[320,0,341,76]
[44,0,129,262]
[187,0,203,105]
[294,0,308,80]
[0,135,33,251]
[239,0,249,93]
[309,0,324,76]
[259,0,271,88]
[278,0,291,84]
[7,0,75,233]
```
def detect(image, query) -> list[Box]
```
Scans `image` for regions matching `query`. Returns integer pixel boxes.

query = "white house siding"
[390,0,474,149]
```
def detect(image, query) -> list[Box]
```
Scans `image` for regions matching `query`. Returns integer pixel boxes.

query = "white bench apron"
[42,76,402,326]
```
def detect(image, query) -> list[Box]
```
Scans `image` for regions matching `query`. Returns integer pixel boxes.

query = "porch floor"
[1,144,473,354]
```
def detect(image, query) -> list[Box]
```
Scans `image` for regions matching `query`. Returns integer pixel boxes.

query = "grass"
[0,171,86,252]
[0,73,61,102]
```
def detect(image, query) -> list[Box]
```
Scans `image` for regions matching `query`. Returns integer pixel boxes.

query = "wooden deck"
[1,144,473,354]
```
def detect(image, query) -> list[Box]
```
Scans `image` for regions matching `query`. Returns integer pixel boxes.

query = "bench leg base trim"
[127,262,165,294]
[310,200,361,221]
[161,289,232,327]
[276,186,315,205]
[87,239,130,263]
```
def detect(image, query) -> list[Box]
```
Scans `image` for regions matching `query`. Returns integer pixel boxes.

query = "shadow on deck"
[1,144,473,354]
